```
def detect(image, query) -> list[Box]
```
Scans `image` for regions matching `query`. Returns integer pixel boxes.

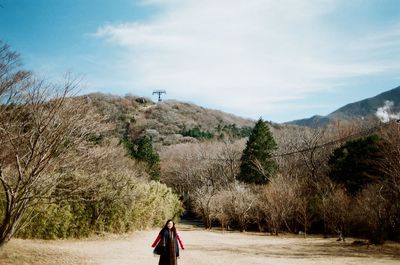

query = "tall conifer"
[238,118,277,184]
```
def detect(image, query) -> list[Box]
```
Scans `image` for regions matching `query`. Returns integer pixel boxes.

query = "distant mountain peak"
[287,85,400,127]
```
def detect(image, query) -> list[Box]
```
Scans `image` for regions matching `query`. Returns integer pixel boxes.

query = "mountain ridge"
[287,85,400,127]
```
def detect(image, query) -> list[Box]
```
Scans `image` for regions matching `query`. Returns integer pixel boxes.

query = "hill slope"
[288,86,400,127]
[76,93,255,147]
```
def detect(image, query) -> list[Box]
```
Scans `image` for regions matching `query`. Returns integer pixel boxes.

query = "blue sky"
[1,0,400,123]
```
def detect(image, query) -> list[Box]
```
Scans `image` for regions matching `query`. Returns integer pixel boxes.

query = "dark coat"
[158,229,178,265]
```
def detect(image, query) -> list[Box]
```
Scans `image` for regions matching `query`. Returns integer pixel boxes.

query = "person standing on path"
[151,220,184,265]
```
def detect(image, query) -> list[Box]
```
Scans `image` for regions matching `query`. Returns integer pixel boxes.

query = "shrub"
[12,177,183,239]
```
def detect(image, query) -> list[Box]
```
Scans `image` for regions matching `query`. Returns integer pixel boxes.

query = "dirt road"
[2,223,399,265]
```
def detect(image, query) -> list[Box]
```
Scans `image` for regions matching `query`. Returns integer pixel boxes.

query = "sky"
[1,0,400,123]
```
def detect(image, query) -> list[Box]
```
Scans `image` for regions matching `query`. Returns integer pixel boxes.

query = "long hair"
[159,219,177,237]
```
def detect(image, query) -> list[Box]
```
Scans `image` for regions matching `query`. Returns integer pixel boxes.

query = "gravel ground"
[1,223,399,265]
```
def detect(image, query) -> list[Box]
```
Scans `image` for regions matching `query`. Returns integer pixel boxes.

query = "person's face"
[167,221,173,229]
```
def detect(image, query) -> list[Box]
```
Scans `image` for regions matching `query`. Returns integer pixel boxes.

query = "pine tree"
[238,118,277,184]
[123,135,161,181]
[328,135,385,195]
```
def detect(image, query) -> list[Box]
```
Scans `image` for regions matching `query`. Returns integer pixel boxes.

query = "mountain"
[288,86,400,127]
[286,115,331,127]
[76,93,256,147]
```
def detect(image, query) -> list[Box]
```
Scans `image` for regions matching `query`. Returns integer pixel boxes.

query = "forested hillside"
[1,41,399,247]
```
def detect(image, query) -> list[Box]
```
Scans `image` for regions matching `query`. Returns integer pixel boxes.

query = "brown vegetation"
[160,118,400,244]
[0,42,183,245]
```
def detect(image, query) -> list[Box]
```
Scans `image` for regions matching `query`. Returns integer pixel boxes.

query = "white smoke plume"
[375,100,400,123]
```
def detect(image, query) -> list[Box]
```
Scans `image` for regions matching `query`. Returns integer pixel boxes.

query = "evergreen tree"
[328,135,385,195]
[123,135,161,181]
[238,118,277,184]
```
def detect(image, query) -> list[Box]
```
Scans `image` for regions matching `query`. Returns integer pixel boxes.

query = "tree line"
[161,118,400,244]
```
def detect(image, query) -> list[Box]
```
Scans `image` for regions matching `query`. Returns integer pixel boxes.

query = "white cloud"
[93,0,400,121]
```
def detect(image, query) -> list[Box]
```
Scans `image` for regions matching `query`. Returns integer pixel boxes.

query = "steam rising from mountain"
[376,100,400,123]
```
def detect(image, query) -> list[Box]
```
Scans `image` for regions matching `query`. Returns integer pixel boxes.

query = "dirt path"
[2,224,400,265]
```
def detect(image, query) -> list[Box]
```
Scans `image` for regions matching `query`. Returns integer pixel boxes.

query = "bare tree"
[274,125,333,193]
[251,189,268,232]
[191,183,217,229]
[319,184,351,241]
[211,189,231,231]
[354,183,390,244]
[214,139,245,185]
[0,42,103,245]
[378,122,400,191]
[376,122,400,241]
[0,42,31,104]
[160,140,244,196]
[225,181,256,232]
[295,126,330,183]
[261,174,297,235]
[293,177,315,238]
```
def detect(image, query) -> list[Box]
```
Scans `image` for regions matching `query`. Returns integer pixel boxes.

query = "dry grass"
[0,238,88,265]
